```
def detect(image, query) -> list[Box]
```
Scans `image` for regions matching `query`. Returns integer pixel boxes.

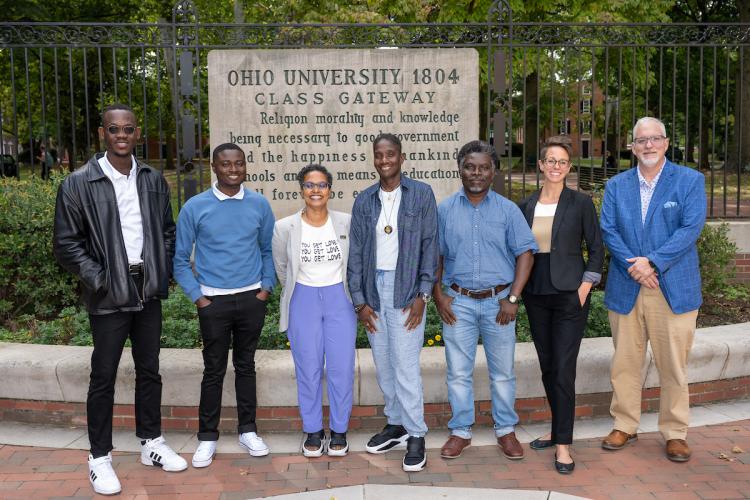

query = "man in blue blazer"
[600,117,706,463]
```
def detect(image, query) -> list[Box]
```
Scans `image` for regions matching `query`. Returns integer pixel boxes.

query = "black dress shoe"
[554,453,575,474]
[530,438,554,450]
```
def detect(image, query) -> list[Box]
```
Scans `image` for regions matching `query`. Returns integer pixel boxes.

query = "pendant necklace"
[382,187,400,235]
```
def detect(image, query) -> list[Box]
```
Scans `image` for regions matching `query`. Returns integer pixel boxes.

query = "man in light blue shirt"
[433,140,536,461]
[174,143,276,468]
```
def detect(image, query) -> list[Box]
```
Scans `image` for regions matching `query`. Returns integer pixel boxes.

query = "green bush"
[0,176,736,349]
[697,222,738,297]
[0,175,78,320]
[0,286,613,348]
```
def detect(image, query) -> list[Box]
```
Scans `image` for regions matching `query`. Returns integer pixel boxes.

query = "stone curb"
[1,322,748,407]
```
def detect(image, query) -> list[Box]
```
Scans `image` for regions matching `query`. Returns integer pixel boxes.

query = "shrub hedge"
[0,176,741,349]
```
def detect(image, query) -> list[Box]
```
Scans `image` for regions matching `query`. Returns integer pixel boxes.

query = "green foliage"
[0,175,79,320]
[697,222,739,297]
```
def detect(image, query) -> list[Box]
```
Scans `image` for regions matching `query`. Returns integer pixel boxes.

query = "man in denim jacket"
[347,133,438,472]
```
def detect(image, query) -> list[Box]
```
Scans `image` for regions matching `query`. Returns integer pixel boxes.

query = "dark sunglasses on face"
[106,125,136,135]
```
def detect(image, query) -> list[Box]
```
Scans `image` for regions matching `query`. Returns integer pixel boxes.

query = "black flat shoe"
[530,438,554,450]
[554,453,575,474]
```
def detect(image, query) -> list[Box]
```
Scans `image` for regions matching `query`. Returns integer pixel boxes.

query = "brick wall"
[732,253,750,284]
[2,375,748,432]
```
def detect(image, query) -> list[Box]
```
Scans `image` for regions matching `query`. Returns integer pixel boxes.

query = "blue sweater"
[174,188,276,302]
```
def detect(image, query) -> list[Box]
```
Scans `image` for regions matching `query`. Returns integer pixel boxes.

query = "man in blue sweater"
[174,143,276,468]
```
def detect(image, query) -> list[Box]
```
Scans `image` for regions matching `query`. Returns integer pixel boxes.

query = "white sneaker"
[140,436,188,472]
[88,453,122,496]
[192,440,217,468]
[239,431,270,457]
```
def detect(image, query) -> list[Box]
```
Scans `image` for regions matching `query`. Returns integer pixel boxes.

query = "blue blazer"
[600,161,706,314]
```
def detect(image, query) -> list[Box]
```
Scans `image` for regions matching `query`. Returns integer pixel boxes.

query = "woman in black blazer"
[517,136,604,474]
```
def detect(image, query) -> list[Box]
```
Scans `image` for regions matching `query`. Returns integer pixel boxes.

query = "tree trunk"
[699,109,710,169]
[523,71,539,168]
[740,0,750,170]
[728,0,750,170]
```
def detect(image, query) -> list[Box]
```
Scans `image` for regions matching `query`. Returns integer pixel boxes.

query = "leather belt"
[450,283,509,299]
[128,263,144,275]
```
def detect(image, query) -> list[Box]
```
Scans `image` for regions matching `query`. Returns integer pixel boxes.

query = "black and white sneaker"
[140,436,188,472]
[402,436,426,472]
[327,431,349,457]
[302,430,326,457]
[365,424,408,454]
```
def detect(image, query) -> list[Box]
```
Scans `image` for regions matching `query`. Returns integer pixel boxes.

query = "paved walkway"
[1,399,749,499]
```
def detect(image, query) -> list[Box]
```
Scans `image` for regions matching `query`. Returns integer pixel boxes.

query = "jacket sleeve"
[271,221,288,290]
[259,199,277,292]
[53,180,106,292]
[582,196,604,280]
[600,178,637,270]
[646,173,706,272]
[172,203,202,302]
[418,186,439,296]
[347,199,366,306]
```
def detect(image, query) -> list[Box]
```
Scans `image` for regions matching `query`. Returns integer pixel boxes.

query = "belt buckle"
[129,263,143,274]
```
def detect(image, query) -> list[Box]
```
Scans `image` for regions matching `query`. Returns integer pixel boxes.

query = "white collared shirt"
[637,163,665,224]
[98,153,143,265]
[199,183,261,297]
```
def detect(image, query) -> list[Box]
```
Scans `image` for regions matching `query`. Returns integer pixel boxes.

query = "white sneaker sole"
[365,434,409,454]
[89,478,122,496]
[327,443,349,457]
[239,441,270,457]
[302,439,326,458]
[140,456,188,472]
[191,453,214,468]
[402,455,426,472]
[90,483,122,496]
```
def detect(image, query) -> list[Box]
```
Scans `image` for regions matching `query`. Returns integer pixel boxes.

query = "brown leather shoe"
[497,432,524,460]
[440,435,471,459]
[601,430,638,450]
[666,439,691,462]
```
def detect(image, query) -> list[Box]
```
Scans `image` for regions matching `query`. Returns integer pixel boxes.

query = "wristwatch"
[418,292,432,304]
[506,294,519,304]
[354,303,366,313]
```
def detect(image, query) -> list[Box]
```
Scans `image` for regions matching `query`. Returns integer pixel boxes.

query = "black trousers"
[196,290,266,441]
[88,295,162,458]
[523,291,590,445]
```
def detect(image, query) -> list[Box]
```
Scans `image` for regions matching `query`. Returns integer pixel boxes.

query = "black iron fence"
[1,0,748,217]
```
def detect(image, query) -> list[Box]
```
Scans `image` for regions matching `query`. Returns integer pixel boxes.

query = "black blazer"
[517,187,604,291]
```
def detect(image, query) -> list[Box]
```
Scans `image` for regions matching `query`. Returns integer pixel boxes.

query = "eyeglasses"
[633,135,666,146]
[542,158,571,168]
[302,181,331,191]
[105,125,136,135]
[217,160,246,168]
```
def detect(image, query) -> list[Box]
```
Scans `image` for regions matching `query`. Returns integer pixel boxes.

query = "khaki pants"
[608,286,698,441]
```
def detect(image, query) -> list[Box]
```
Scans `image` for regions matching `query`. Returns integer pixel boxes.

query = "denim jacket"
[347,174,438,310]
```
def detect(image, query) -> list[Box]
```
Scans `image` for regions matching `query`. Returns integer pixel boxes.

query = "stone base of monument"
[0,322,748,431]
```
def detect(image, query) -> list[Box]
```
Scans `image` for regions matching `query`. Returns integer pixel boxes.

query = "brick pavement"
[0,420,748,500]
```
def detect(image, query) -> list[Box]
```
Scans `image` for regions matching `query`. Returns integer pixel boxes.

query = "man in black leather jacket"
[53,103,186,496]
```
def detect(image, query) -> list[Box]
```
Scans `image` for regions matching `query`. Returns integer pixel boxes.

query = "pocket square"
[663,201,678,209]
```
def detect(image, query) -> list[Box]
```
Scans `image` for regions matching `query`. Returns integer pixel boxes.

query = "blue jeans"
[443,288,518,438]
[367,270,428,437]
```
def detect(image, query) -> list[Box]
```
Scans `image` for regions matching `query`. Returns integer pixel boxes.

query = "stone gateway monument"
[208,48,479,217]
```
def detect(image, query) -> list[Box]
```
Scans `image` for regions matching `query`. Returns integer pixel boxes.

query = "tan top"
[531,202,557,253]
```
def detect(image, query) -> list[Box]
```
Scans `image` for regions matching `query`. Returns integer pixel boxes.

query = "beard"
[636,154,661,168]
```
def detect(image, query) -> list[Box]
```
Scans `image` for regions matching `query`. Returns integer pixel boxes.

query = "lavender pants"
[287,282,357,433]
